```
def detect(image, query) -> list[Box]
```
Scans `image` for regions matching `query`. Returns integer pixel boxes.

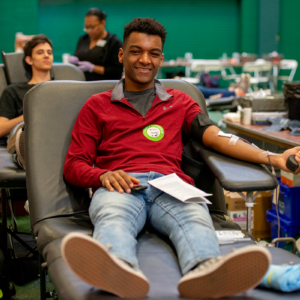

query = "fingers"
[282,148,300,174]
[69,56,79,64]
[129,175,140,184]
[100,171,140,193]
[294,153,300,174]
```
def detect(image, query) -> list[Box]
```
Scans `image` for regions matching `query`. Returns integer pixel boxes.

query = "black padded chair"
[1,51,85,84]
[24,80,300,300]
[0,63,7,97]
[0,56,85,298]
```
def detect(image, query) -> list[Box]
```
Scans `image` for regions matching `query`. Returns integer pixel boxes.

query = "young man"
[62,18,300,299]
[0,34,53,168]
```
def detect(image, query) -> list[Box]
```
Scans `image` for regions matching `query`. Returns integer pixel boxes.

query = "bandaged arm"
[191,113,300,173]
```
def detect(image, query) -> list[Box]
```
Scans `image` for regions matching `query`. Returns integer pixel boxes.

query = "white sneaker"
[178,245,271,299]
[61,232,150,299]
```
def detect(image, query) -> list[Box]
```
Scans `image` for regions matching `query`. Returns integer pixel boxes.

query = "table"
[224,120,300,149]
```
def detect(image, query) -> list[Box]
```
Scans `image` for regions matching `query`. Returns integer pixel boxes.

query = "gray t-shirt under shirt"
[124,87,155,118]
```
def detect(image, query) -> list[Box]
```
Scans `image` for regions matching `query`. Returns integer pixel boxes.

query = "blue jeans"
[89,172,220,275]
[196,86,235,98]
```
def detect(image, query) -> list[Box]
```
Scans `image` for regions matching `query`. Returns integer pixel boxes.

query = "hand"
[77,61,95,72]
[69,56,79,64]
[275,147,300,174]
[99,170,140,193]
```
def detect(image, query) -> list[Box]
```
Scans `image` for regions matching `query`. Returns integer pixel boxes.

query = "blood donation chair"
[0,63,7,97]
[23,80,300,300]
[0,57,85,298]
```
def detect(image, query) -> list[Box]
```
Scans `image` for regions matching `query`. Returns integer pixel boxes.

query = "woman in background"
[69,8,123,81]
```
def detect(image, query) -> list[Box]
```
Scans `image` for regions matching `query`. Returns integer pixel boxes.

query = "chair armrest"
[193,141,278,192]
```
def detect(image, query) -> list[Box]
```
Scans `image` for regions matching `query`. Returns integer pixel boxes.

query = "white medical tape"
[218,131,239,145]
[218,131,232,138]
[258,151,278,159]
[229,135,239,145]
[260,150,277,176]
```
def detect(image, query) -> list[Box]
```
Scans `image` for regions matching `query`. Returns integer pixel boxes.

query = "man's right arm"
[63,96,140,193]
[0,87,24,137]
[63,97,107,188]
[0,115,24,138]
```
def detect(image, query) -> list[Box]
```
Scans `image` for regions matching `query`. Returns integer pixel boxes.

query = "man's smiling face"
[119,32,164,91]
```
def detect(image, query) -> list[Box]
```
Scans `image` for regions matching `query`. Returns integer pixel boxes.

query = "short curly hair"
[123,18,167,49]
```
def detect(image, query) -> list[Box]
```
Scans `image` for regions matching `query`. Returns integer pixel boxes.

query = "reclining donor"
[0,34,53,169]
[62,18,300,299]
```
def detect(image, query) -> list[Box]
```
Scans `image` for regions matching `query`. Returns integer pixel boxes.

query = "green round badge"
[143,124,164,141]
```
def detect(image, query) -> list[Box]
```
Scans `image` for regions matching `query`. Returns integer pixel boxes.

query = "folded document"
[148,173,212,204]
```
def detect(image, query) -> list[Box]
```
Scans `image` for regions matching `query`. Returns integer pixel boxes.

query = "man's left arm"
[201,124,300,174]
[183,93,300,174]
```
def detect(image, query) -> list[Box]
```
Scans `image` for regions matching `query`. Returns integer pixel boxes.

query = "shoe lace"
[194,248,237,271]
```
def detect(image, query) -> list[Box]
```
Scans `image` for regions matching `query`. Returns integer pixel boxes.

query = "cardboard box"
[224,190,272,239]
[281,170,300,187]
[228,210,254,230]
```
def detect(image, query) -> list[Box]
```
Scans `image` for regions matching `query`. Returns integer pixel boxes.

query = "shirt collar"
[111,78,172,101]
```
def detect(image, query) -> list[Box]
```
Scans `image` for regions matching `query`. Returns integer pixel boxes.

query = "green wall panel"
[38,0,241,63]
[279,0,300,81]
[240,0,258,54]
[0,0,38,59]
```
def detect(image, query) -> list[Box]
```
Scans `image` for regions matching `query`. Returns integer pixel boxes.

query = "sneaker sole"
[15,128,25,169]
[178,245,271,299]
[7,123,23,154]
[61,233,149,299]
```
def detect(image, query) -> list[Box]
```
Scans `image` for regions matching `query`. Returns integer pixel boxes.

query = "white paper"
[216,230,251,244]
[216,230,245,239]
[148,173,212,204]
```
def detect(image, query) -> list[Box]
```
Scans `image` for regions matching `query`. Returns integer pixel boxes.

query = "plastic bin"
[267,209,300,247]
[272,180,300,221]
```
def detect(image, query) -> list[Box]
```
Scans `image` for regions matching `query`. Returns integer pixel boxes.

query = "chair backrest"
[0,64,7,97]
[1,51,85,83]
[24,80,209,227]
[279,59,298,69]
[278,59,298,82]
[1,51,28,83]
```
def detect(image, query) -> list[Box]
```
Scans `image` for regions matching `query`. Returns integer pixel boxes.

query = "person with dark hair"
[61,17,300,299]
[69,7,123,81]
[0,34,53,167]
